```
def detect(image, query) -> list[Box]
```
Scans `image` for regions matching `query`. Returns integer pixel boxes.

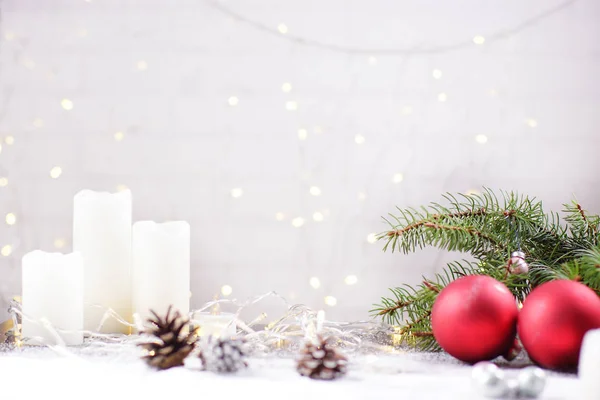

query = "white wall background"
[0,0,599,322]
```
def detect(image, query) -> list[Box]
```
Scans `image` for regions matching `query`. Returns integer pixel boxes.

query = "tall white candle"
[73,189,132,333]
[21,251,83,346]
[132,221,190,324]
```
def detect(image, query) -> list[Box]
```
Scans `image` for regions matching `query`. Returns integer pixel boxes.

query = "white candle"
[21,251,83,345]
[579,328,600,400]
[192,312,237,338]
[132,221,190,324]
[73,189,132,333]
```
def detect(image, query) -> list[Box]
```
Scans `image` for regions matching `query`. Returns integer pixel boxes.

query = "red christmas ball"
[518,280,600,371]
[431,275,519,363]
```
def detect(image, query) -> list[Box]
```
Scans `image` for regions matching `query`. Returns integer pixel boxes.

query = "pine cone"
[297,336,348,380]
[199,337,248,373]
[138,306,196,370]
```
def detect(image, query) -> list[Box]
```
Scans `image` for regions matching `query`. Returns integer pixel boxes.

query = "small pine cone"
[138,306,196,370]
[200,337,248,373]
[297,336,348,380]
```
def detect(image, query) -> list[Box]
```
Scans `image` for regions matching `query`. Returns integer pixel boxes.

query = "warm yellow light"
[275,212,285,221]
[358,192,366,201]
[392,173,404,184]
[488,89,499,97]
[33,118,44,128]
[61,99,74,110]
[1,245,12,257]
[281,82,292,92]
[137,60,148,71]
[298,129,308,140]
[438,92,448,102]
[228,96,239,106]
[116,184,128,192]
[230,188,243,198]
[313,212,324,222]
[344,275,358,285]
[401,106,413,115]
[324,296,337,306]
[432,69,442,79]
[475,134,488,144]
[221,285,233,296]
[50,166,62,179]
[354,134,365,145]
[473,35,486,45]
[309,277,321,289]
[5,213,16,225]
[526,118,538,128]
[54,238,66,249]
[4,136,14,145]
[309,186,321,196]
[0,177,7,187]
[23,59,35,70]
[114,131,124,141]
[285,101,298,111]
[292,217,305,228]
[518,301,523,310]
[278,24,288,34]
[367,233,377,244]
[368,56,378,65]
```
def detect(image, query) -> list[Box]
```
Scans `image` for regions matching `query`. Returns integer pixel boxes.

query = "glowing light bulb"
[275,212,285,221]
[392,173,404,184]
[344,275,358,285]
[292,217,305,228]
[5,213,16,225]
[33,118,44,128]
[221,285,233,296]
[136,60,148,71]
[298,129,308,140]
[54,238,66,249]
[61,99,74,111]
[309,186,321,196]
[0,177,7,187]
[354,134,365,145]
[313,212,324,222]
[309,277,321,289]
[228,96,239,106]
[4,136,14,145]
[473,35,486,45]
[50,166,63,179]
[114,131,124,141]
[368,56,378,65]
[438,92,447,102]
[324,296,337,306]
[230,188,243,198]
[285,101,298,111]
[432,69,442,79]
[281,82,292,92]
[277,24,288,34]
[367,233,377,244]
[526,118,538,128]
[475,134,488,144]
[1,245,12,257]
[488,89,499,97]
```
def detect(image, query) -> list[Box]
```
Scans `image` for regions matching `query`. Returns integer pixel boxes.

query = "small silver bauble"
[517,366,547,398]
[509,251,529,274]
[472,362,509,398]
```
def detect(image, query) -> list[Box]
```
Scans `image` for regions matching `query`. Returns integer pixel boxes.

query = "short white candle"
[192,312,237,338]
[73,189,132,333]
[579,328,600,400]
[21,251,83,346]
[132,221,190,324]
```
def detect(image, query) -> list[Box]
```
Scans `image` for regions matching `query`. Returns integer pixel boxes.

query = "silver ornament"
[517,366,547,398]
[472,362,509,398]
[509,251,529,274]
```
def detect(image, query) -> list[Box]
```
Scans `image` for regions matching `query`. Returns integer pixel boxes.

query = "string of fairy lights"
[0,0,575,312]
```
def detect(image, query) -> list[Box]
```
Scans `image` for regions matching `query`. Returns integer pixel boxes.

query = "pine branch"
[373,189,600,351]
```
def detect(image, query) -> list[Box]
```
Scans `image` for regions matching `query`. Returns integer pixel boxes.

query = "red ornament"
[518,280,600,371]
[431,275,519,363]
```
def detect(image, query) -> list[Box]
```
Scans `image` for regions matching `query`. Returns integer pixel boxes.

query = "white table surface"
[0,346,583,400]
